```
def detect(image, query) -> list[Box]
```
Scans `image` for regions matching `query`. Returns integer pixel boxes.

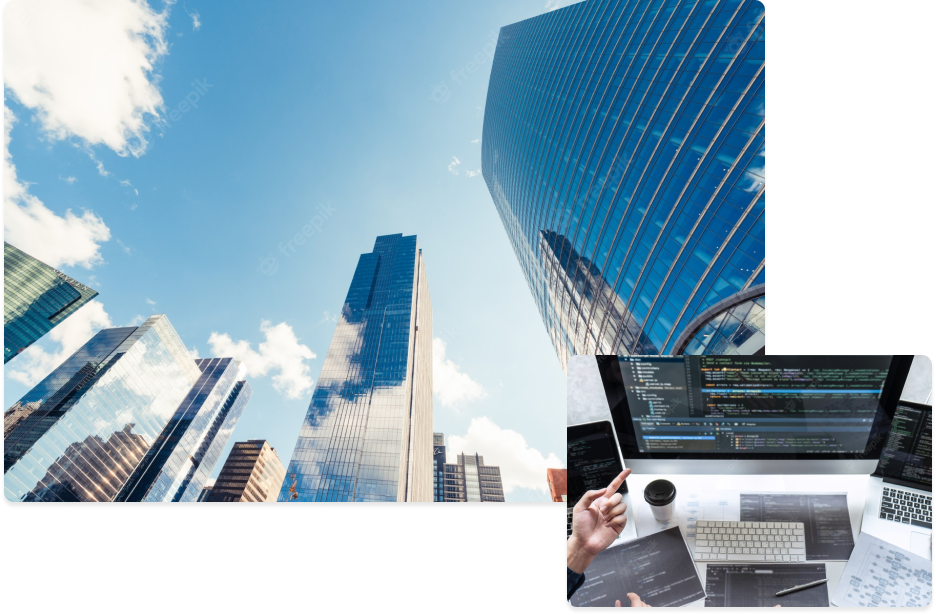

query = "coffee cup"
[644,479,677,521]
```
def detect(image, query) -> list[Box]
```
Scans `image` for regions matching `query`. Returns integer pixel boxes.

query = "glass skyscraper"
[278,233,433,502]
[114,358,252,502]
[4,315,202,502]
[433,432,446,502]
[482,0,766,369]
[4,242,99,363]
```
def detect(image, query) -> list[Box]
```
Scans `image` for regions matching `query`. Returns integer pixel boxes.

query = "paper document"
[636,487,739,552]
[570,526,706,608]
[741,492,855,560]
[704,563,829,608]
[831,532,933,608]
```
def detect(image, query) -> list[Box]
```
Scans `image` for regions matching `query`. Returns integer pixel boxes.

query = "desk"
[617,473,869,607]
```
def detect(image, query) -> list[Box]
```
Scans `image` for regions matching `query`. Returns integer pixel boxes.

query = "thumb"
[628,592,642,607]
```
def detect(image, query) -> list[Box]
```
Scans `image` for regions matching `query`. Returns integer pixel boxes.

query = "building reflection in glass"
[4,315,201,502]
[278,234,433,502]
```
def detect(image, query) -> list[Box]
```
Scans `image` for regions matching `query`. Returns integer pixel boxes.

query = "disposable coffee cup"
[644,479,677,521]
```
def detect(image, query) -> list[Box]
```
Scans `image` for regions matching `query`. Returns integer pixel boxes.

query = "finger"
[600,492,623,514]
[615,600,622,607]
[628,592,644,607]
[574,487,607,512]
[607,513,628,529]
[606,469,631,495]
[603,500,628,521]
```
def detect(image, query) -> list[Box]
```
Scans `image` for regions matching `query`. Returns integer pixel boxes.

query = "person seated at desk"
[568,470,789,608]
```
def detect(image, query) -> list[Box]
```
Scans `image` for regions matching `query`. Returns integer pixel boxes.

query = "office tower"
[433,432,446,502]
[114,359,252,502]
[442,453,505,503]
[482,0,766,369]
[4,315,201,502]
[279,233,433,502]
[198,478,216,502]
[4,242,99,363]
[547,468,567,503]
[207,440,286,502]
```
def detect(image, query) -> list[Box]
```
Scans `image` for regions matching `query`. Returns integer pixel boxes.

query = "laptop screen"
[875,401,932,490]
[567,421,627,507]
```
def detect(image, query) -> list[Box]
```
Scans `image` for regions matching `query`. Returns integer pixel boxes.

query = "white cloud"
[127,314,145,326]
[4,0,170,157]
[118,179,139,195]
[60,175,77,184]
[447,156,461,175]
[317,311,339,325]
[4,107,111,268]
[470,138,480,144]
[433,338,485,409]
[145,297,156,305]
[6,300,113,387]
[208,320,316,400]
[186,7,201,31]
[448,417,563,495]
[188,346,200,359]
[465,169,481,178]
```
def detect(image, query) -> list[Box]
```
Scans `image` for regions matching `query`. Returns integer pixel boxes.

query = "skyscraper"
[433,432,446,502]
[207,440,286,503]
[4,242,99,363]
[114,359,252,502]
[442,453,505,503]
[4,315,202,502]
[482,0,766,369]
[278,233,433,502]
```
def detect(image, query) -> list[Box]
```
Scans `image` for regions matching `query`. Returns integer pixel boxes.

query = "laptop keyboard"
[694,521,807,562]
[880,487,932,529]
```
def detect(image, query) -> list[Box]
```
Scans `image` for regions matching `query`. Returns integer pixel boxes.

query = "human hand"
[567,469,631,573]
[615,592,651,607]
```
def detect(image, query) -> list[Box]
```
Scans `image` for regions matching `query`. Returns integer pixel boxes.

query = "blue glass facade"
[279,234,433,502]
[115,358,252,502]
[482,0,766,369]
[4,315,202,502]
[4,242,99,363]
[433,432,445,502]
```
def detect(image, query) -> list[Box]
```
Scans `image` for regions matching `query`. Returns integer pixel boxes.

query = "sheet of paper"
[570,526,706,608]
[704,563,829,608]
[831,532,932,608]
[740,492,855,560]
[636,487,740,552]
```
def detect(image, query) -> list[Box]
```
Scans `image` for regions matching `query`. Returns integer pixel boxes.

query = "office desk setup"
[567,355,933,608]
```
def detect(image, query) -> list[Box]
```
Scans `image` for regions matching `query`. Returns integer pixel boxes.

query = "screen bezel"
[597,355,914,461]
[874,399,932,490]
[566,420,628,505]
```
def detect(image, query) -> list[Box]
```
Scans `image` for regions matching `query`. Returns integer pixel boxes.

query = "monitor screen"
[875,401,932,489]
[601,355,911,461]
[567,421,627,505]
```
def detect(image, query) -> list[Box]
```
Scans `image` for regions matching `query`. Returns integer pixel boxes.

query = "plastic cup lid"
[644,479,676,506]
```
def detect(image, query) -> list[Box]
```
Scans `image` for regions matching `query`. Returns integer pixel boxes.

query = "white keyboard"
[694,521,807,562]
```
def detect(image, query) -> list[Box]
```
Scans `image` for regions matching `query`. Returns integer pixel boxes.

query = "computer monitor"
[596,355,914,475]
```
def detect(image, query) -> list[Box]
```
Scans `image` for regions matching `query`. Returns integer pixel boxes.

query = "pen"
[775,578,828,597]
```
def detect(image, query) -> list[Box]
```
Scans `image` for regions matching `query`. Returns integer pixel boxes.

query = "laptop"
[567,421,637,542]
[860,400,932,559]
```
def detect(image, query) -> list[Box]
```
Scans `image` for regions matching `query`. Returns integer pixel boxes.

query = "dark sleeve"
[567,567,585,601]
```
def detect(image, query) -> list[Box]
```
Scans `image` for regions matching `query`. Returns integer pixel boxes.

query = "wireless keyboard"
[693,521,807,562]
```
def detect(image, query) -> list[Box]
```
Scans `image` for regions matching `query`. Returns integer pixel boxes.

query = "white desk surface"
[619,473,869,607]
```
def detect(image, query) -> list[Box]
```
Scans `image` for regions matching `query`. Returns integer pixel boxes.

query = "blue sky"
[3,0,576,501]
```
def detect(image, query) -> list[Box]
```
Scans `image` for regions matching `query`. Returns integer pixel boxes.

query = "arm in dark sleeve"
[567,567,585,601]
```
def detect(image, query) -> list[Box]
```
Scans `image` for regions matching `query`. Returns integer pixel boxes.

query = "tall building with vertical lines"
[433,432,446,502]
[482,0,766,369]
[4,315,202,501]
[207,440,285,502]
[114,358,252,502]
[442,452,505,503]
[279,234,433,502]
[4,242,99,363]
